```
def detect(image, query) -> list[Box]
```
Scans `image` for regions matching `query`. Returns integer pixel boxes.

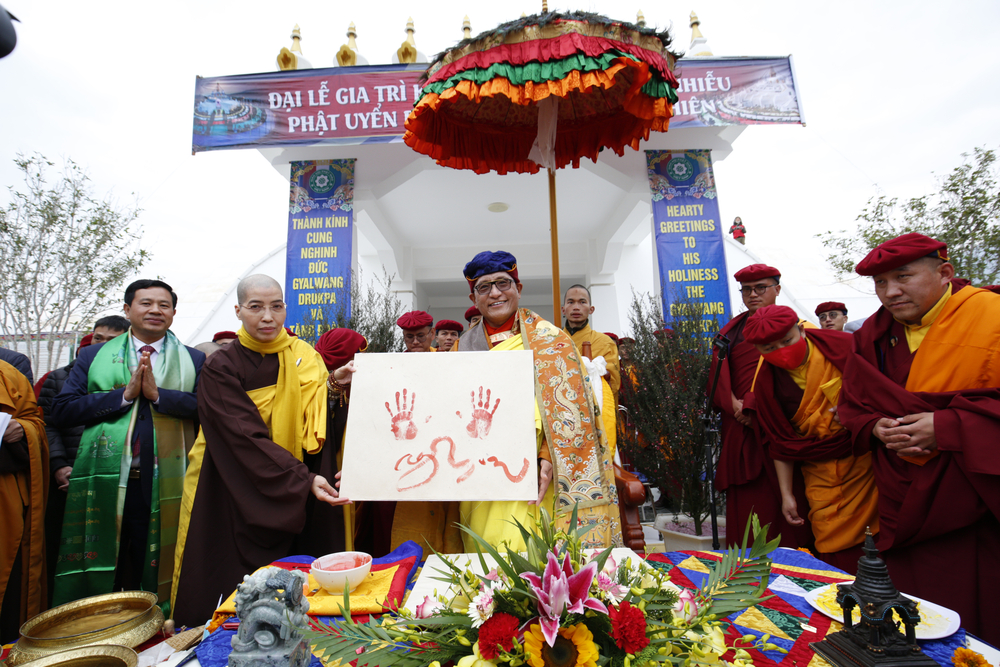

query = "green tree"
[296,266,404,353]
[0,154,148,374]
[618,291,721,536]
[818,147,1000,285]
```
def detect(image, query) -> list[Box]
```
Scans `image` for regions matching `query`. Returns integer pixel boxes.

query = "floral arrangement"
[304,507,784,667]
[952,647,992,667]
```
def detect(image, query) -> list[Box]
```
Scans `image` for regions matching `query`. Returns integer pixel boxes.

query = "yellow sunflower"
[524,623,599,667]
[952,648,991,667]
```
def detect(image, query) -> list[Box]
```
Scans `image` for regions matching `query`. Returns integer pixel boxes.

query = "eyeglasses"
[473,278,515,296]
[738,284,777,296]
[242,303,286,314]
[818,312,844,321]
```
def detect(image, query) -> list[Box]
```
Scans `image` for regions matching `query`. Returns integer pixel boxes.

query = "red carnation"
[477,612,520,659]
[609,600,650,654]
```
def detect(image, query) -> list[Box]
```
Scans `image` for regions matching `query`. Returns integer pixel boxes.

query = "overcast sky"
[2,0,999,338]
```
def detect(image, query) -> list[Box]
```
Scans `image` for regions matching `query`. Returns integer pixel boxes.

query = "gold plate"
[8,644,138,667]
[7,592,163,666]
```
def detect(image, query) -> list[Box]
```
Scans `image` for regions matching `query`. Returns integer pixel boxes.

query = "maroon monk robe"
[839,281,1000,643]
[743,329,860,462]
[743,328,867,573]
[172,342,333,627]
[711,313,809,548]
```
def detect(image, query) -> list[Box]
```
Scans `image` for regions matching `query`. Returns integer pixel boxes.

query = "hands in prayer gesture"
[123,350,159,403]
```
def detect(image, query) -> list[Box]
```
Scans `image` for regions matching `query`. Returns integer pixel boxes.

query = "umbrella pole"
[548,168,561,324]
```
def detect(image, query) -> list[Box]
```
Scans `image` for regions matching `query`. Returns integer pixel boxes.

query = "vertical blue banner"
[646,150,731,335]
[285,159,354,337]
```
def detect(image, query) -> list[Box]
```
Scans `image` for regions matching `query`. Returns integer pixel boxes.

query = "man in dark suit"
[50,279,205,606]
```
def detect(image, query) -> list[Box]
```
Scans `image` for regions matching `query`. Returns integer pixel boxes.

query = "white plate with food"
[804,582,960,640]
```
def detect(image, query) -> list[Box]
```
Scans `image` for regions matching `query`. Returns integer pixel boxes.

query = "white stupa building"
[182,13,880,345]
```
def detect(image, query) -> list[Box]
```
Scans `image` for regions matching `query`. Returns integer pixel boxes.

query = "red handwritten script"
[394,436,474,491]
[385,389,418,440]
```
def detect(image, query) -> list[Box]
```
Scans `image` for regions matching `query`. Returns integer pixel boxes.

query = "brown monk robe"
[0,360,48,643]
[840,233,1000,642]
[743,315,878,575]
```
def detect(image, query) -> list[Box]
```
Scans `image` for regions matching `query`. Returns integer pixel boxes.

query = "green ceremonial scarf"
[53,330,196,610]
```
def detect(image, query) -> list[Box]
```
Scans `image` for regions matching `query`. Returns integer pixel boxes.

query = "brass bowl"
[6,591,163,666]
[9,644,138,667]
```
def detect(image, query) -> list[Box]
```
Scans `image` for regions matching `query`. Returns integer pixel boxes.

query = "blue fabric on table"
[196,541,423,667]
[195,628,322,667]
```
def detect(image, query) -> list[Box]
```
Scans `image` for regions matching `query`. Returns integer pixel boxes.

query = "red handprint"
[466,386,501,439]
[385,389,418,440]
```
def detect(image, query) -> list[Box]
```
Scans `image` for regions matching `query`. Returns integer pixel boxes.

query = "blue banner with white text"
[285,159,354,337]
[647,150,731,337]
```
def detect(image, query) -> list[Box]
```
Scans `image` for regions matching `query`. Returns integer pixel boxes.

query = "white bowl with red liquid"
[310,551,373,594]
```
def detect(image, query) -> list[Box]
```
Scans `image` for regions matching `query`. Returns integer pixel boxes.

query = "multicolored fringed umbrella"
[404,8,680,320]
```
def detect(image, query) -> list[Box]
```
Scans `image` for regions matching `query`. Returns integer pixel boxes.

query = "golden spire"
[396,17,418,63]
[690,11,704,39]
[337,22,358,67]
[636,10,646,28]
[290,24,303,53]
[462,15,471,39]
[542,0,549,12]
[689,11,713,55]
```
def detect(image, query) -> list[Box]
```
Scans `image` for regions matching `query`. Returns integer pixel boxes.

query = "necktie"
[133,345,157,457]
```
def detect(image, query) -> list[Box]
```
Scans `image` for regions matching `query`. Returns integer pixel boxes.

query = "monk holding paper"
[742,305,877,574]
[391,251,621,554]
[839,233,1000,642]
[171,275,349,626]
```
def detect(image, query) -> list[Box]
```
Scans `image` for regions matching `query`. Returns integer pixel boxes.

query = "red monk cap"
[464,306,480,323]
[855,233,948,276]
[397,310,433,330]
[743,305,800,345]
[434,319,464,333]
[213,330,237,342]
[76,333,94,357]
[814,301,847,316]
[604,332,620,345]
[734,263,780,283]
[315,328,368,371]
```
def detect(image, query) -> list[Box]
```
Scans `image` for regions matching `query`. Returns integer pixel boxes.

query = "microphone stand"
[703,333,730,550]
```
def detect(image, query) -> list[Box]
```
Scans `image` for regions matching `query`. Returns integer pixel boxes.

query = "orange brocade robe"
[0,360,48,632]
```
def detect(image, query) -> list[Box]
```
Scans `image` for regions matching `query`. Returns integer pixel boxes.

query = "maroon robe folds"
[172,341,339,626]
[839,281,1000,642]
[743,328,860,462]
[711,313,809,548]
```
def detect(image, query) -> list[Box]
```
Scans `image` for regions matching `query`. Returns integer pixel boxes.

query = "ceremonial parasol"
[404,5,680,322]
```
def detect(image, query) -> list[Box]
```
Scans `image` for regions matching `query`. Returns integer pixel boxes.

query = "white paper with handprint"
[339,350,538,501]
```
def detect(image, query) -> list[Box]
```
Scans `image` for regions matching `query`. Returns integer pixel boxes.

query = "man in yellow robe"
[391,252,622,554]
[562,285,620,402]
[741,305,877,574]
[171,274,348,626]
[0,360,47,643]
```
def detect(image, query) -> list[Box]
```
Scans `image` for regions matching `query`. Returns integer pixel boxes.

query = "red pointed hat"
[743,305,799,345]
[855,233,948,276]
[397,310,434,330]
[464,306,480,323]
[435,319,464,333]
[734,264,780,283]
[814,301,847,316]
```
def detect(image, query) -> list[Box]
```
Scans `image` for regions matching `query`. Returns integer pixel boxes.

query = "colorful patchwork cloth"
[647,548,966,667]
[207,541,422,630]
